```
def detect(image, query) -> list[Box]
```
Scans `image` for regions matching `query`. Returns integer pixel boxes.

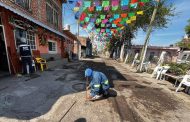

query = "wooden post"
[138,0,160,72]
[86,77,89,100]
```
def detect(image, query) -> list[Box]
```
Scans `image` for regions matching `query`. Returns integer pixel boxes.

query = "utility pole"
[77,20,81,60]
[138,0,160,72]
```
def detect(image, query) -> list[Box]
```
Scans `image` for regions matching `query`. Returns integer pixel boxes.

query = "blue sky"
[133,0,190,46]
[62,1,88,37]
[63,0,190,46]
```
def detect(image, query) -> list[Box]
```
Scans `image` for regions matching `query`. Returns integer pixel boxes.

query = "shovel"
[85,77,89,100]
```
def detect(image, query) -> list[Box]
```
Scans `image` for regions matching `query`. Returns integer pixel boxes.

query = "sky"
[62,1,88,37]
[63,0,190,46]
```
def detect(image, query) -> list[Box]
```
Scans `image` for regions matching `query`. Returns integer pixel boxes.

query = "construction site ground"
[0,57,190,122]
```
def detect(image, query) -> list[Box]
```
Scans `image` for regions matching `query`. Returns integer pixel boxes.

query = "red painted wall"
[0,0,63,32]
[1,9,21,73]
[0,7,64,74]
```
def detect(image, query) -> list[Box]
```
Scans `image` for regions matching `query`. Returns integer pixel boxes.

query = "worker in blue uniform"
[17,35,34,75]
[85,68,110,100]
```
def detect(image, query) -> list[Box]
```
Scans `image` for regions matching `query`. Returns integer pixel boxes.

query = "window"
[27,31,36,50]
[14,28,36,50]
[149,52,155,61]
[48,41,57,53]
[186,55,190,61]
[46,4,53,24]
[54,11,59,28]
[15,28,27,48]
[15,0,31,10]
[182,54,187,60]
[46,0,59,29]
[135,50,140,54]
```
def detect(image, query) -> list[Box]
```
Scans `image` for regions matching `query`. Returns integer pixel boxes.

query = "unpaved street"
[0,57,190,122]
[63,58,190,122]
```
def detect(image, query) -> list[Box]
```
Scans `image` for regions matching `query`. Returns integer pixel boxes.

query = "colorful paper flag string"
[137,11,144,15]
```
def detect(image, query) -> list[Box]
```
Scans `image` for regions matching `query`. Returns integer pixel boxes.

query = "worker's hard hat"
[85,68,93,77]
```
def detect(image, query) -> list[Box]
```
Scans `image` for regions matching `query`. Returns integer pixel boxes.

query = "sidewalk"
[0,59,86,122]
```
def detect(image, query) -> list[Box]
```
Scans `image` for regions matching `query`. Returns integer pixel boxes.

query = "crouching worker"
[85,68,110,101]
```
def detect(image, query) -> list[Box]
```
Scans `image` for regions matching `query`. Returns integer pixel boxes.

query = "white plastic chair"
[176,75,190,92]
[151,65,162,78]
[156,66,170,80]
[143,61,150,72]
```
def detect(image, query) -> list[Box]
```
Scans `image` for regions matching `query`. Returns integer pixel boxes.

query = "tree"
[177,41,190,50]
[135,0,175,31]
[81,0,175,59]
[185,19,190,37]
[176,19,190,50]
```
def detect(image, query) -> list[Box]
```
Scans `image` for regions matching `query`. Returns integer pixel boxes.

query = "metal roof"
[0,2,69,40]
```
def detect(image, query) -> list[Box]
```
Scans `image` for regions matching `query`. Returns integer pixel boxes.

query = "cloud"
[175,0,190,12]
[171,0,190,24]
[152,32,182,36]
[132,35,146,45]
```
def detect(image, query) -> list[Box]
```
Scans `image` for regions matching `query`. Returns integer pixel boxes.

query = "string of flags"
[73,0,152,39]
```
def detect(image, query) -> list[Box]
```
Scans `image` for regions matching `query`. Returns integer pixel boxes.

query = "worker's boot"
[102,89,110,97]
[91,94,103,101]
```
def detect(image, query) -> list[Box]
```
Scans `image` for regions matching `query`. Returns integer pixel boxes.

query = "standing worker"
[85,68,110,100]
[17,36,33,75]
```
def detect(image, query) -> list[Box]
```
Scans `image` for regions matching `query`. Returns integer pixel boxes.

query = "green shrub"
[147,68,154,74]
[167,63,190,75]
[126,54,134,63]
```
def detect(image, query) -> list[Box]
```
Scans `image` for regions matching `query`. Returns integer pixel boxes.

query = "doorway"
[0,26,9,76]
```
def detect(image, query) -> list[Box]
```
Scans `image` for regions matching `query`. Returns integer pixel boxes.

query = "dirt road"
[62,57,190,122]
[1,57,190,122]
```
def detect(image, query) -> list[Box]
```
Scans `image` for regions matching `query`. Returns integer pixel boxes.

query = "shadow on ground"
[74,118,86,122]
[82,58,180,122]
[0,58,180,121]
[79,60,130,88]
[0,58,127,121]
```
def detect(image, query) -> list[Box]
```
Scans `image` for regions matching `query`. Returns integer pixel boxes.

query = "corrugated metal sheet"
[0,2,69,40]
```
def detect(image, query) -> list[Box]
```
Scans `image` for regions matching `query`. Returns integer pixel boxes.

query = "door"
[0,26,9,72]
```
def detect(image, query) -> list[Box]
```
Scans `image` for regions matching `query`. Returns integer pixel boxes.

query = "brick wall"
[73,40,79,56]
[0,0,63,32]
[78,37,87,46]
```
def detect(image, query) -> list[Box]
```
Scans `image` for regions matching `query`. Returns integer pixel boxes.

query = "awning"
[0,2,69,40]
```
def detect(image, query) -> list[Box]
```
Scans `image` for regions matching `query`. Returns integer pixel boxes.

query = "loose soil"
[83,58,186,121]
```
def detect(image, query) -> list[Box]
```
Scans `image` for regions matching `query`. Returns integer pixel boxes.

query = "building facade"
[0,0,69,74]
[73,37,92,58]
[63,30,77,59]
[130,45,180,62]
